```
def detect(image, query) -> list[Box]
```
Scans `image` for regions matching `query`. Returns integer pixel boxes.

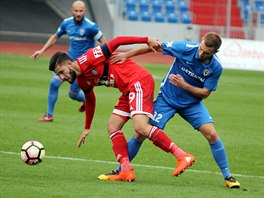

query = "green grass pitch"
[0,54,263,198]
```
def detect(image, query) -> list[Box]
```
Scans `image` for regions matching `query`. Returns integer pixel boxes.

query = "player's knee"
[133,122,148,136]
[50,77,62,89]
[68,92,78,100]
[203,129,219,142]
[134,132,146,142]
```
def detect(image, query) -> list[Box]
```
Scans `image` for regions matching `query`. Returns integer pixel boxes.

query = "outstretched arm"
[77,88,96,148]
[110,45,162,64]
[102,36,161,59]
[31,34,59,60]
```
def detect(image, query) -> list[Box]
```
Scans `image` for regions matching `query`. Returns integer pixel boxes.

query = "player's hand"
[147,37,162,52]
[110,52,128,64]
[169,74,186,88]
[77,129,91,148]
[31,50,43,60]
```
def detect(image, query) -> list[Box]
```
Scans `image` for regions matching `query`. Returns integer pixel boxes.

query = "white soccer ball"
[21,140,45,165]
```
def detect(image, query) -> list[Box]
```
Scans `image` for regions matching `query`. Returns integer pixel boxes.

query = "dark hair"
[203,32,222,51]
[49,52,73,71]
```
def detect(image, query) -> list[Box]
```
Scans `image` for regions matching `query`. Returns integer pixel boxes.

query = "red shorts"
[112,74,155,119]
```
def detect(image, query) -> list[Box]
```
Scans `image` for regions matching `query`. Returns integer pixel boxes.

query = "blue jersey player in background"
[98,32,240,189]
[31,0,106,122]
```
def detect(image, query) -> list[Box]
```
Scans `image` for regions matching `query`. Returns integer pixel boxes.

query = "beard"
[74,15,84,24]
[68,68,77,84]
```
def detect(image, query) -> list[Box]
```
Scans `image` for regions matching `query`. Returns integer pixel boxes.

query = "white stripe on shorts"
[134,81,143,112]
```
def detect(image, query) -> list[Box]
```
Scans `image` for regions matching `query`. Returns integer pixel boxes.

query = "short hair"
[49,52,72,71]
[202,32,222,51]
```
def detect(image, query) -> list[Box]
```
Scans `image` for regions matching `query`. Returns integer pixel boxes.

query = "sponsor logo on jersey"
[181,67,205,82]
[93,46,103,58]
[69,36,88,41]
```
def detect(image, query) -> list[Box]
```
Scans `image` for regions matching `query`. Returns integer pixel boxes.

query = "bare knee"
[134,132,146,142]
[199,123,219,143]
[107,114,127,134]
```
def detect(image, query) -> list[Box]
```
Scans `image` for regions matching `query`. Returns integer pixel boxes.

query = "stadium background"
[1,0,263,67]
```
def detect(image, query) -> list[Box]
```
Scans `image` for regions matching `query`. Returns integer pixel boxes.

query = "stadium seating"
[154,12,165,22]
[124,0,192,24]
[190,0,243,26]
[179,0,189,13]
[167,13,178,23]
[240,0,264,25]
[181,12,191,24]
[255,1,264,11]
[152,0,162,13]
[165,1,176,14]
[141,11,152,22]
[139,0,149,12]
[125,0,136,12]
[127,10,139,21]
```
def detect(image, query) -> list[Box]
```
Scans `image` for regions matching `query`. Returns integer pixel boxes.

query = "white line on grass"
[1,151,263,179]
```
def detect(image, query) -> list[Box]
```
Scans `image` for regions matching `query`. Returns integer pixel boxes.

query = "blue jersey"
[55,17,104,60]
[160,41,223,108]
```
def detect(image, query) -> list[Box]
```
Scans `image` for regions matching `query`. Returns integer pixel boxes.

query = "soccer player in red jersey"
[48,36,195,181]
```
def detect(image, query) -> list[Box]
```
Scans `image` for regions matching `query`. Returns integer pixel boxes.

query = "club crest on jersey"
[91,69,98,75]
[203,68,210,76]
[79,28,85,36]
[93,46,103,58]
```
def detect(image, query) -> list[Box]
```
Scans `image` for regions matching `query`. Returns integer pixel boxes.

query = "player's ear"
[67,60,73,66]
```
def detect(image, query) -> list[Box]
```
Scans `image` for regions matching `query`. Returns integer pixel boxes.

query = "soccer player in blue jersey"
[31,0,106,122]
[98,32,240,188]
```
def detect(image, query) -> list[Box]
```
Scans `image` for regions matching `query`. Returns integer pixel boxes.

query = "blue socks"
[210,139,230,179]
[116,135,143,172]
[47,77,62,116]
[47,77,85,116]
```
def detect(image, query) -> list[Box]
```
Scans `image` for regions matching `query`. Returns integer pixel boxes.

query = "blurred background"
[1,0,264,44]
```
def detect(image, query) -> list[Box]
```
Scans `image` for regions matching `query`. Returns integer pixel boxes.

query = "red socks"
[148,126,186,158]
[109,130,131,171]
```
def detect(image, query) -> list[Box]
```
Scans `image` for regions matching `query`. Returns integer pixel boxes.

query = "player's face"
[55,65,76,84]
[71,4,86,23]
[198,40,216,62]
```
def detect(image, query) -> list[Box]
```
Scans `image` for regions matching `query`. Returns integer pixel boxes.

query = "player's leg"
[68,79,85,112]
[38,75,63,122]
[107,113,135,181]
[199,123,240,188]
[130,78,195,176]
[181,103,240,188]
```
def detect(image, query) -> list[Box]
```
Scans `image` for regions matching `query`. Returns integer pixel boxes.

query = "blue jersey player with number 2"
[98,32,240,189]
[31,0,106,122]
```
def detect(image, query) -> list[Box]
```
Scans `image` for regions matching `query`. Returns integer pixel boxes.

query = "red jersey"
[76,46,151,94]
[74,36,152,129]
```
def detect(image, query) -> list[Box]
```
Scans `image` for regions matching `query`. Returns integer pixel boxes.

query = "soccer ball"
[21,140,45,165]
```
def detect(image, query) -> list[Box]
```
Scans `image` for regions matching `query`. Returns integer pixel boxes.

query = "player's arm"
[169,74,211,99]
[31,34,59,60]
[101,36,160,60]
[77,88,96,148]
[110,45,159,64]
[99,36,107,44]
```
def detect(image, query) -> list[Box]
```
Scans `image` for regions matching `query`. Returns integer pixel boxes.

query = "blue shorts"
[149,94,214,130]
